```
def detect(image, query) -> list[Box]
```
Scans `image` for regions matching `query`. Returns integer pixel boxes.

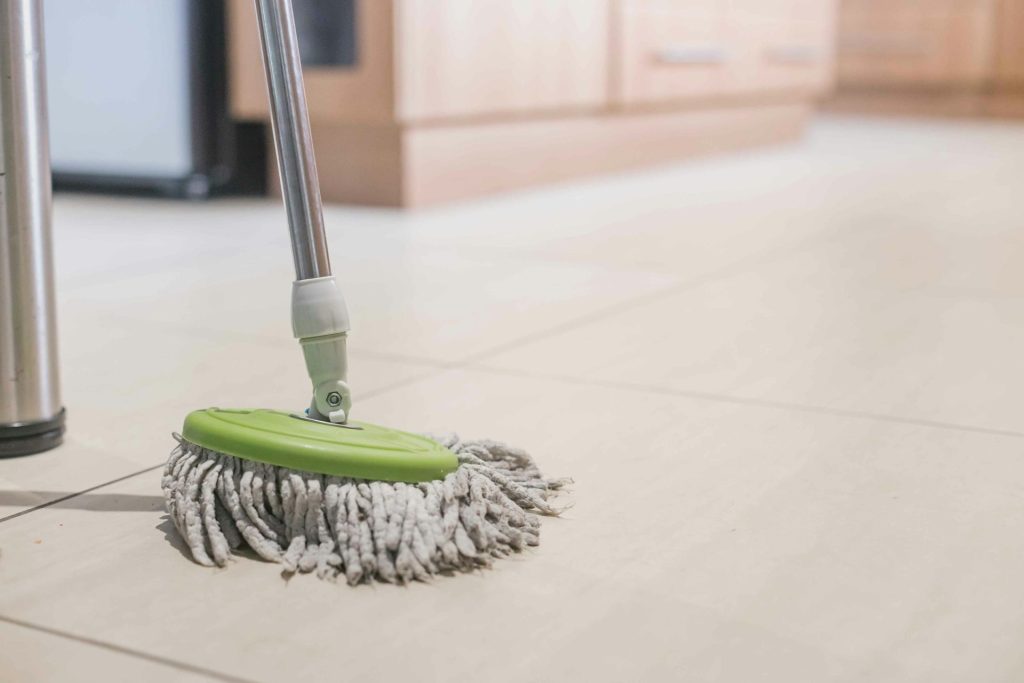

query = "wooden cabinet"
[745,0,837,93]
[231,0,608,123]
[228,0,835,206]
[996,0,1024,86]
[614,0,836,105]
[229,0,397,124]
[829,0,1024,119]
[396,1,609,121]
[616,1,735,102]
[836,0,997,88]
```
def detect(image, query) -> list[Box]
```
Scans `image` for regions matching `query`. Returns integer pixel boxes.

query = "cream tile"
[51,194,442,293]
[367,117,1024,275]
[0,436,147,521]
[2,371,1024,682]
[53,195,283,287]
[0,620,223,683]
[59,239,677,363]
[481,208,1024,433]
[364,147,853,275]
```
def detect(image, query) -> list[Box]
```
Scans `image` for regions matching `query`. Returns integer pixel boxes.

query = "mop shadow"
[155,515,264,564]
[0,489,265,565]
[0,490,164,515]
[155,516,196,561]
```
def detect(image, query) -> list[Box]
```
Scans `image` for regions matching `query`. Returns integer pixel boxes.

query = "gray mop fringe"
[161,433,569,584]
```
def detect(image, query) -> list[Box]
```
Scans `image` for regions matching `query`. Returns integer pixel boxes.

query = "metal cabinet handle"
[655,45,729,65]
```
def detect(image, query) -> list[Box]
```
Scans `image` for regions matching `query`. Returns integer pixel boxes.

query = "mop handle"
[253,0,331,281]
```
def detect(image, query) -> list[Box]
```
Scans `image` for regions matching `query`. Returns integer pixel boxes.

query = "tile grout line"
[452,226,854,367]
[0,464,165,525]
[0,614,256,683]
[463,363,1024,441]
[78,307,463,370]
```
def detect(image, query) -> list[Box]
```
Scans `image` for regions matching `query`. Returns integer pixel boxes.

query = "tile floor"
[3,116,1024,682]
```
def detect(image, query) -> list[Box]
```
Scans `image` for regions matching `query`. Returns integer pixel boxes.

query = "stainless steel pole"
[253,0,332,281]
[0,0,65,456]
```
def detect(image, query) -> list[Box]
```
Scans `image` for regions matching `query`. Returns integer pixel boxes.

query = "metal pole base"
[0,409,65,458]
[1,0,64,452]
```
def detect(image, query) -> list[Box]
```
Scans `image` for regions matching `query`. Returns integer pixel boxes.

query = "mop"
[161,0,567,584]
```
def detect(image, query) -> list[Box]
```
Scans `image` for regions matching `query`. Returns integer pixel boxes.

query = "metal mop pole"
[254,0,352,424]
[253,0,332,281]
[0,0,65,456]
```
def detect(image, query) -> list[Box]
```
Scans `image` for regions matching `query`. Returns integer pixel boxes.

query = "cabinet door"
[837,0,997,87]
[614,0,836,105]
[228,0,397,124]
[737,0,837,93]
[996,0,1024,86]
[615,0,737,104]
[396,0,610,121]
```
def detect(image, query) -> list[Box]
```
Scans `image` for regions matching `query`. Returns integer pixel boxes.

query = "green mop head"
[161,408,568,584]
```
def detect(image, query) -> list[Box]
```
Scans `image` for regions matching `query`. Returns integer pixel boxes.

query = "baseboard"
[824,90,1024,121]
[282,101,812,207]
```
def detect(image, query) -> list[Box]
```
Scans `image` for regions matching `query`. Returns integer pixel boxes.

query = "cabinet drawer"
[996,0,1024,86]
[615,0,836,105]
[837,0,997,87]
[397,0,610,121]
[735,0,837,93]
[616,2,738,104]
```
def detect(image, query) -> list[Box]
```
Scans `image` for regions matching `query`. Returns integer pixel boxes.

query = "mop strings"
[161,435,569,585]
